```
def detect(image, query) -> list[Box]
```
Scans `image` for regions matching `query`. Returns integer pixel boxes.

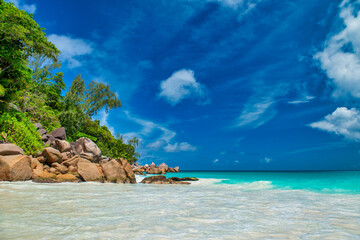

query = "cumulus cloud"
[314,1,360,99]
[159,69,209,106]
[213,158,220,163]
[48,34,93,68]
[163,142,197,152]
[309,107,360,141]
[5,0,36,14]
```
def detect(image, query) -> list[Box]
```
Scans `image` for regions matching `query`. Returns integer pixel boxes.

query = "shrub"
[0,109,44,155]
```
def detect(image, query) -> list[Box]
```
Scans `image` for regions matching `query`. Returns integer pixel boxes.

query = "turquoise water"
[165,171,360,194]
[0,171,360,239]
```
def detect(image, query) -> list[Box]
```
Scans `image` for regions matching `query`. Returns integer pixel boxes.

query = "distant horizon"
[9,0,360,170]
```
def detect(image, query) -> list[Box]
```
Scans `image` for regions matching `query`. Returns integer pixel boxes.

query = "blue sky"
[10,0,360,170]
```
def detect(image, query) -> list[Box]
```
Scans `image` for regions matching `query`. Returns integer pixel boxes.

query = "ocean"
[0,171,359,239]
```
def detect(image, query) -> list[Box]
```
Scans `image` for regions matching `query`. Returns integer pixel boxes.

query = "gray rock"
[50,127,66,140]
[34,123,43,130]
[37,129,47,135]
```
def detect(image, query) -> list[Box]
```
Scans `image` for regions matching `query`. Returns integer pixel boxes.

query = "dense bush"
[0,110,43,155]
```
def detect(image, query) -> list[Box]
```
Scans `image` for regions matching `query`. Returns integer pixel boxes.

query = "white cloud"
[263,157,271,163]
[236,98,276,128]
[288,96,315,105]
[209,0,260,21]
[159,69,209,106]
[164,142,197,152]
[213,158,220,163]
[314,1,360,99]
[48,34,93,68]
[309,107,360,141]
[123,111,197,153]
[6,0,36,14]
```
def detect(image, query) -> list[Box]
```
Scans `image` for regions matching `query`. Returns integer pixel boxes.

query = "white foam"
[234,181,274,190]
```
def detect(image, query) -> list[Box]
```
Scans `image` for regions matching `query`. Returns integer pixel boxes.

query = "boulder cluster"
[35,123,66,146]
[132,162,180,175]
[0,125,136,183]
[0,124,197,185]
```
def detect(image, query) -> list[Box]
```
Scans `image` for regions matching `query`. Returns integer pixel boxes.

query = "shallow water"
[0,171,360,239]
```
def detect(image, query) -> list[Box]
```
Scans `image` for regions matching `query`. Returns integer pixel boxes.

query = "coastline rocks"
[56,174,80,182]
[100,159,127,183]
[55,140,71,153]
[0,155,33,181]
[77,158,103,182]
[51,162,68,174]
[74,138,101,162]
[158,163,169,172]
[140,175,190,185]
[62,156,81,168]
[42,147,63,165]
[147,168,165,174]
[0,144,24,156]
[32,168,56,180]
[118,158,136,183]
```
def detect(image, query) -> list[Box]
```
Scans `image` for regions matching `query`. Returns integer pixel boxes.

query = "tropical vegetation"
[0,0,139,162]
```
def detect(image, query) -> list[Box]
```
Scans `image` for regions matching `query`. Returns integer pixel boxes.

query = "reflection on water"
[0,172,359,239]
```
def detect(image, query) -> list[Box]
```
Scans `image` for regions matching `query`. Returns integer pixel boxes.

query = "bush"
[0,109,44,155]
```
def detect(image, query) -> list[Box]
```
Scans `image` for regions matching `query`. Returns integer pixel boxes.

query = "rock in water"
[169,177,199,181]
[77,158,103,182]
[140,175,190,184]
[0,144,24,156]
[141,175,167,184]
[100,159,127,183]
[42,147,63,165]
[50,127,66,140]
[0,155,32,181]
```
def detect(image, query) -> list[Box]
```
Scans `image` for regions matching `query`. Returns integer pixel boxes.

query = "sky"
[8,0,360,170]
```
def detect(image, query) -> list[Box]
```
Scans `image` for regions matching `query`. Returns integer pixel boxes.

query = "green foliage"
[0,110,43,155]
[0,0,59,109]
[75,132,97,142]
[22,92,61,132]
